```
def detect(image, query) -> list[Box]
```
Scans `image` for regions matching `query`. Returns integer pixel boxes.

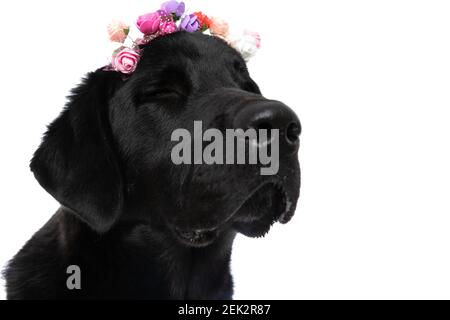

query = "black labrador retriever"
[4,32,301,299]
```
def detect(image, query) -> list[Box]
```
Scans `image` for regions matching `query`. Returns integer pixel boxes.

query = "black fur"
[4,32,300,299]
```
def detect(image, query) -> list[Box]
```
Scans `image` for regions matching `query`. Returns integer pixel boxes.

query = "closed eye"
[135,67,191,106]
[135,87,186,106]
[233,60,248,74]
[151,88,184,99]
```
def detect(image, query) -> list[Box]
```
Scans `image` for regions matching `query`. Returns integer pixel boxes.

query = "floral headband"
[106,1,261,75]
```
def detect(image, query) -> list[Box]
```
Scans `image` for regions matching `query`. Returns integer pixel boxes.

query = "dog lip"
[271,181,292,223]
[277,194,293,223]
[173,227,219,248]
[230,180,290,224]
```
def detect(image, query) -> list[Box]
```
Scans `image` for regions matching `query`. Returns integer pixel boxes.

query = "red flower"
[194,11,212,31]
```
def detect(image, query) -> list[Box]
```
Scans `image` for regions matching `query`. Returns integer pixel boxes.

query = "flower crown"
[106,1,261,75]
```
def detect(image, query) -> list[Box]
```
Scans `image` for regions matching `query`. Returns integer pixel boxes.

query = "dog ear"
[30,69,124,233]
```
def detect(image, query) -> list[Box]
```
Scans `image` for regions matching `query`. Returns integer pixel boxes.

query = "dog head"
[31,32,301,247]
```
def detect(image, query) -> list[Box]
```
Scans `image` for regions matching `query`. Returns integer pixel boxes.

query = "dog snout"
[233,100,301,152]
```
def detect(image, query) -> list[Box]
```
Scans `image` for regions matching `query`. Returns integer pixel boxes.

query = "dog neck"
[55,207,236,299]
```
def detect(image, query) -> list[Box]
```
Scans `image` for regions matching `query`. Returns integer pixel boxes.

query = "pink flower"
[107,20,129,43]
[136,12,162,35]
[245,30,261,49]
[159,21,177,35]
[210,17,229,39]
[112,48,140,74]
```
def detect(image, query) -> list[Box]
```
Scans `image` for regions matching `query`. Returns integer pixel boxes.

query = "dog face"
[31,32,301,247]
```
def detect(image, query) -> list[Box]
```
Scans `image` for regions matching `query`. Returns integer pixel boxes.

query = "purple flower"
[161,1,185,17]
[180,14,200,33]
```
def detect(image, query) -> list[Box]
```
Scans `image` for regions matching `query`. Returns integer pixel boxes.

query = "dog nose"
[234,100,301,150]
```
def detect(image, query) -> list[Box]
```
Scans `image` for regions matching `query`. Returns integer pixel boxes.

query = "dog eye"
[136,88,184,105]
[152,89,183,98]
[233,60,248,74]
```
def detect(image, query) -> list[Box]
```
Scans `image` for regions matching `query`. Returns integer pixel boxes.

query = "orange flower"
[194,11,212,31]
[209,17,229,39]
[107,20,130,43]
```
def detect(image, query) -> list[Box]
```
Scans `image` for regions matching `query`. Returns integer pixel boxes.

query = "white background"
[0,0,449,300]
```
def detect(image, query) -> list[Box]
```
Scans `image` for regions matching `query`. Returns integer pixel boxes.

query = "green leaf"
[172,13,180,21]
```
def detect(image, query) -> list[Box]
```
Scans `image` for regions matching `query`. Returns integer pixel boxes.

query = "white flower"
[232,30,261,61]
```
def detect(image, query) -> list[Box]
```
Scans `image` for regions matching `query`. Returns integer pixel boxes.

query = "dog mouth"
[172,181,292,247]
[174,227,219,248]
